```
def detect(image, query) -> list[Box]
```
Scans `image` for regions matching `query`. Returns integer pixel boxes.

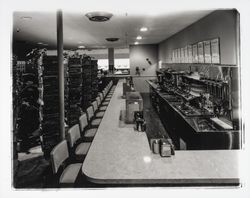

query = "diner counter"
[82,80,240,185]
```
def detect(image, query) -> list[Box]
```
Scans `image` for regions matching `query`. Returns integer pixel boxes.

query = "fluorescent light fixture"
[140,27,148,32]
[134,41,139,45]
[78,45,85,49]
[136,36,142,40]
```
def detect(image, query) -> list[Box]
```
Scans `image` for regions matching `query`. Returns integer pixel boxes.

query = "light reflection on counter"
[143,156,152,163]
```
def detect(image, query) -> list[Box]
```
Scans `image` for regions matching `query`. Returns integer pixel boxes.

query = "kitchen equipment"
[153,139,160,154]
[160,139,171,157]
[125,92,143,123]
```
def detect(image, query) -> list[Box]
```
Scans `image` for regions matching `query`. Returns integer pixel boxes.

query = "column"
[57,10,65,140]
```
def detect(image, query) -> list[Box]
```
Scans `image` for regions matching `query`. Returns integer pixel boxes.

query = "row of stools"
[49,80,115,187]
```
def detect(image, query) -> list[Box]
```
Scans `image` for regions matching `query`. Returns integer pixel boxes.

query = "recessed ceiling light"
[78,45,85,49]
[37,42,48,46]
[85,11,113,22]
[106,38,119,42]
[20,16,32,20]
[134,41,139,45]
[140,27,148,32]
[136,36,142,40]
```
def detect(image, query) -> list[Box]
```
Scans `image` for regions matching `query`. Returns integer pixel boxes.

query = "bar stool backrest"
[86,106,94,122]
[92,101,98,112]
[79,113,88,133]
[96,96,101,107]
[102,90,106,97]
[67,124,81,148]
[50,140,69,174]
[99,93,104,101]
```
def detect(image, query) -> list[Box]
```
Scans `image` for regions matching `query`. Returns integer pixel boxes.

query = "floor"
[14,93,169,188]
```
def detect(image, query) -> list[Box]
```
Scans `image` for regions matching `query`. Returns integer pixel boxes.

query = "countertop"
[82,80,240,185]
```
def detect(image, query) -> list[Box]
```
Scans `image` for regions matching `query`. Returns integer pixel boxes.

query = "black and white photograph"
[1,0,250,197]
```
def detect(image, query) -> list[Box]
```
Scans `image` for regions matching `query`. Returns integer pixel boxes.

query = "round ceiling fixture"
[85,11,113,22]
[78,45,85,49]
[136,36,142,40]
[106,37,119,42]
[140,27,148,32]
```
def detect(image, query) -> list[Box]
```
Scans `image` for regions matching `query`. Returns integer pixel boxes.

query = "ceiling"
[13,10,214,50]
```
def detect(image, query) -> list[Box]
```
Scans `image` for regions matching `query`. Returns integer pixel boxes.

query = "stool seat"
[59,163,82,184]
[91,118,102,126]
[95,111,105,118]
[84,128,97,138]
[102,101,109,106]
[99,106,107,111]
[75,142,91,156]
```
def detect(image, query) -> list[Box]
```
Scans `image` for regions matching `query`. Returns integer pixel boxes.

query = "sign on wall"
[198,41,204,63]
[211,38,220,64]
[170,38,220,65]
[204,40,212,63]
[188,45,193,63]
[192,44,198,63]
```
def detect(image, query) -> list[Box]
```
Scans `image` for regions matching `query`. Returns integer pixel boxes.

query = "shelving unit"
[67,57,83,127]
[41,55,60,157]
[81,56,93,111]
[91,59,99,100]
[16,50,41,152]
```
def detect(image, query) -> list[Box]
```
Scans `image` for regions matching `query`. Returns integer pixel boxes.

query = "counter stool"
[86,106,102,127]
[79,113,97,139]
[50,140,82,187]
[67,124,91,162]
[92,100,105,117]
[99,92,109,106]
[95,97,106,118]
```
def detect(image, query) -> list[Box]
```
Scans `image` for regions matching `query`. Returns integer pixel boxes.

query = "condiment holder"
[150,138,175,157]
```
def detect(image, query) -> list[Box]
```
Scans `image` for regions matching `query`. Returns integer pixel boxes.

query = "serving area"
[82,80,240,186]
[147,79,240,150]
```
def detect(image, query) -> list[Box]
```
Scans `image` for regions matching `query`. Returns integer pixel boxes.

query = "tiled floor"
[14,93,169,188]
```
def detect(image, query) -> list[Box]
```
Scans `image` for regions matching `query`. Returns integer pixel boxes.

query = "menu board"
[198,42,204,63]
[204,40,212,63]
[184,46,188,63]
[192,44,198,63]
[180,48,184,63]
[211,38,220,64]
[188,45,193,63]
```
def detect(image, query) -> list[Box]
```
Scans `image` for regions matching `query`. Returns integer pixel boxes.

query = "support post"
[108,48,114,73]
[57,10,65,140]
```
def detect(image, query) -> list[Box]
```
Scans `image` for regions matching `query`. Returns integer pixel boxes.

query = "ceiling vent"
[85,11,113,22]
[106,38,119,42]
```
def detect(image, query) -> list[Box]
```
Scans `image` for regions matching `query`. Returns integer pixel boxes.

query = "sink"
[192,118,221,132]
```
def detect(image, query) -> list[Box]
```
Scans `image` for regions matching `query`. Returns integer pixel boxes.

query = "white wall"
[129,44,158,93]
